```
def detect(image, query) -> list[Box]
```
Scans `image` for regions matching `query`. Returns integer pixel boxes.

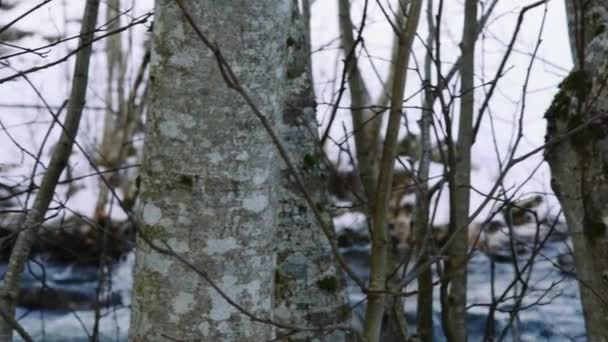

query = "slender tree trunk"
[338,2,420,340]
[92,6,124,337]
[119,48,150,211]
[363,2,423,341]
[415,2,436,341]
[337,0,380,201]
[545,1,608,340]
[383,250,410,342]
[95,0,126,222]
[442,1,477,341]
[337,0,406,205]
[0,1,100,340]
[128,1,290,341]
[273,2,349,340]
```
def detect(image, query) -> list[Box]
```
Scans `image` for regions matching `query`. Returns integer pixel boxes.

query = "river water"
[1,234,585,341]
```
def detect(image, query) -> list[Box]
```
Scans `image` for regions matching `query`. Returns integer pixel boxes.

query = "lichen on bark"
[272,2,350,341]
[545,3,608,338]
[129,1,291,341]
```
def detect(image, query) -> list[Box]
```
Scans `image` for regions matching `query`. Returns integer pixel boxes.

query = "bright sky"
[311,0,572,223]
[0,0,573,224]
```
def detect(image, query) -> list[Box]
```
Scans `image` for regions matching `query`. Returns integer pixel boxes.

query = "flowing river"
[1,227,586,341]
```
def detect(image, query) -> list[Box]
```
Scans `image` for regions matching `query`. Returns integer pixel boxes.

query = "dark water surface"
[1,238,585,341]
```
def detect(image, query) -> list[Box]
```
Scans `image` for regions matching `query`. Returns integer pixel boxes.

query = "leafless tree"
[0,0,100,338]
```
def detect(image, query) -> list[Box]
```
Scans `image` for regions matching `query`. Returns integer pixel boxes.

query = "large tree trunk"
[545,1,608,340]
[128,1,290,341]
[0,1,100,340]
[273,1,350,341]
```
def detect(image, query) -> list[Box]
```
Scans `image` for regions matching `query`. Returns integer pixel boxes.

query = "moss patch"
[545,90,571,120]
[594,24,606,37]
[561,70,591,99]
[303,153,317,169]
[567,115,587,147]
[317,276,338,293]
[178,175,194,188]
[584,220,607,241]
[545,70,590,120]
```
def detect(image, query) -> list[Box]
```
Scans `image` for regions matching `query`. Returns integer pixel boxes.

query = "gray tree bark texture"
[442,1,477,341]
[128,1,290,341]
[545,1,608,340]
[0,1,100,340]
[273,2,350,341]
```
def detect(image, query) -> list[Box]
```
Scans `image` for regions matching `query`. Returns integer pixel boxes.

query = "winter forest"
[0,0,607,341]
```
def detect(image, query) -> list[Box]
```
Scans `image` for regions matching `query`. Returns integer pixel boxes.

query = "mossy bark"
[273,2,350,341]
[545,2,608,340]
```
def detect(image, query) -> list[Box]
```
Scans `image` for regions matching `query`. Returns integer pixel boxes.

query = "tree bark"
[442,1,477,341]
[545,1,608,340]
[273,2,350,341]
[0,1,100,340]
[415,2,436,341]
[95,0,126,222]
[363,1,423,341]
[337,0,380,202]
[128,1,290,341]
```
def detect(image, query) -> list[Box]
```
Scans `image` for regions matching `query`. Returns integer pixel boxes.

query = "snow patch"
[333,211,367,234]
[112,252,135,306]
